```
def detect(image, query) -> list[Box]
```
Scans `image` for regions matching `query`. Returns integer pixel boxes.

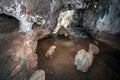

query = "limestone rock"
[57,26,74,39]
[29,70,45,80]
[83,0,120,49]
[89,43,99,54]
[45,45,56,59]
[74,49,93,72]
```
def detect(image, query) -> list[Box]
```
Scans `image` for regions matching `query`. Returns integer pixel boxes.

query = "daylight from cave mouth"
[0,0,120,80]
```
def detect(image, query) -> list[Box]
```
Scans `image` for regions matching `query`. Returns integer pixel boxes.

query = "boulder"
[89,43,99,54]
[29,70,45,80]
[45,45,56,59]
[57,26,74,39]
[83,0,120,49]
[74,49,93,72]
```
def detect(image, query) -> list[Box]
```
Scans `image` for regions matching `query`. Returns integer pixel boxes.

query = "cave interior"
[0,0,120,80]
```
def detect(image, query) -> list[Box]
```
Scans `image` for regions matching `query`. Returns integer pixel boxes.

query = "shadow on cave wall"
[0,14,19,33]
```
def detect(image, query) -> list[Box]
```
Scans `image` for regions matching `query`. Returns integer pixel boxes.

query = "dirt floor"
[37,36,120,80]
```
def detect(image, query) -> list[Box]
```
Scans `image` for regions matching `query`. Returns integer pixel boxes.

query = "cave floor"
[37,36,120,80]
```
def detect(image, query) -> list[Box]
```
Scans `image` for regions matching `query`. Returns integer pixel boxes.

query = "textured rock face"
[29,70,45,80]
[0,0,87,80]
[74,49,94,72]
[0,0,62,32]
[0,0,85,32]
[83,0,120,49]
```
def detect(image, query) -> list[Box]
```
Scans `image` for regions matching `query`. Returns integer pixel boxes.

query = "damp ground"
[37,36,120,80]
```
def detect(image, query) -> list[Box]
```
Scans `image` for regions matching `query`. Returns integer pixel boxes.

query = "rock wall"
[0,0,63,32]
[83,0,120,49]
[0,0,84,32]
[0,0,120,79]
[0,0,86,80]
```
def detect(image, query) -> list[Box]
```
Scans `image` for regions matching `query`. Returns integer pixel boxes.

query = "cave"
[0,0,120,80]
[0,14,19,33]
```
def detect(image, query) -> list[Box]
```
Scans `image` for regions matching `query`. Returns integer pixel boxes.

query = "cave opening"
[53,9,89,39]
[0,14,19,33]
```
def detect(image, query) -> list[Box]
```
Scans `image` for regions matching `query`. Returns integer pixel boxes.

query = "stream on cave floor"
[37,35,120,80]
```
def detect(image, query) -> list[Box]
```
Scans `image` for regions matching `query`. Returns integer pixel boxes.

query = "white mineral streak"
[53,10,75,34]
[11,53,25,76]
[11,64,21,76]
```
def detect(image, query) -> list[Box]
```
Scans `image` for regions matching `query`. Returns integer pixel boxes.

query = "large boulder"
[74,49,93,72]
[57,26,74,39]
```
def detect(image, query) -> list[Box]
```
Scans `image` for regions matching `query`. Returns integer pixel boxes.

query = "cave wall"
[0,0,63,32]
[0,0,84,32]
[0,0,85,80]
[83,0,120,49]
